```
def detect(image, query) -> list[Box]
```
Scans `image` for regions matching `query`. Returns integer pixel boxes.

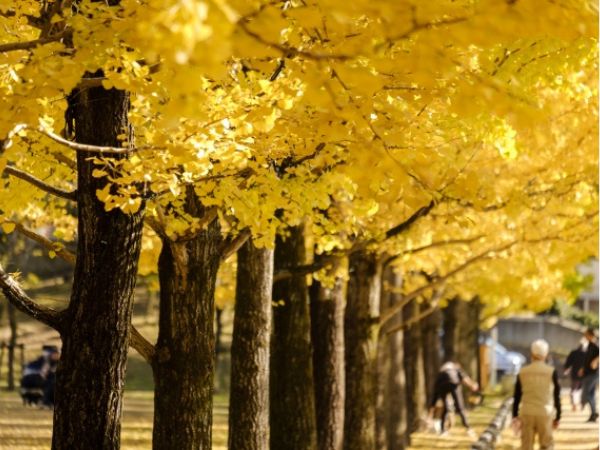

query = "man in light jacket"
[512,339,561,450]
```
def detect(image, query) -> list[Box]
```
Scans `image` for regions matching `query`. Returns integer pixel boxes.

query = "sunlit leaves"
[0,0,597,317]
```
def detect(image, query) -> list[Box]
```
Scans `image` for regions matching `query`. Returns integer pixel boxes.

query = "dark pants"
[582,373,598,416]
[570,377,583,407]
[431,382,470,431]
[21,373,44,389]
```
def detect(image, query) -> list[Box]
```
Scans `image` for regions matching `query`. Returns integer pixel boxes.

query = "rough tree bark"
[402,299,426,436]
[310,254,345,450]
[52,84,145,450]
[344,250,381,450]
[376,267,407,450]
[152,194,221,450]
[270,225,317,450]
[228,239,274,450]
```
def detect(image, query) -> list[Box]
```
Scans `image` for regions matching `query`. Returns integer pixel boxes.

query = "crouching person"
[512,339,561,450]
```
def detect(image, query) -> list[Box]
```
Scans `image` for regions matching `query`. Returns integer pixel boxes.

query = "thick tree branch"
[12,222,76,265]
[4,165,77,201]
[220,229,251,261]
[130,325,155,364]
[11,224,155,360]
[0,263,62,330]
[144,215,168,240]
[0,32,68,53]
[385,200,435,239]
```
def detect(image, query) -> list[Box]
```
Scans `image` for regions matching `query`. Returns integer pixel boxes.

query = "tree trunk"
[442,298,479,379]
[52,85,145,450]
[152,196,221,450]
[421,307,442,406]
[228,239,273,450]
[344,250,381,450]
[402,299,426,436]
[270,225,317,450]
[7,303,16,390]
[215,306,224,359]
[442,297,458,363]
[376,267,407,450]
[310,255,345,450]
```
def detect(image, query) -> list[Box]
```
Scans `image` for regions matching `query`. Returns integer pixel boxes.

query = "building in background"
[575,258,599,316]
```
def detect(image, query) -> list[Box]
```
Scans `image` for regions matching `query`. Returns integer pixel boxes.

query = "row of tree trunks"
[376,267,407,450]
[152,193,222,450]
[270,226,317,450]
[344,250,381,450]
[310,255,346,450]
[229,239,274,450]
[53,84,145,450]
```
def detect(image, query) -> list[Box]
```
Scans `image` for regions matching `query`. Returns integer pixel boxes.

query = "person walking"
[564,338,588,411]
[512,339,561,450]
[578,328,599,422]
[427,360,479,437]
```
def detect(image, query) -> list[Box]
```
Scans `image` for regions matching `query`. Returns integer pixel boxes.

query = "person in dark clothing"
[21,356,46,385]
[564,339,588,411]
[428,361,479,437]
[42,348,59,407]
[20,345,59,407]
[578,328,599,422]
[512,339,561,450]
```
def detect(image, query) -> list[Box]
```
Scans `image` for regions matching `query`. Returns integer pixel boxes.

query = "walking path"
[408,396,599,450]
[408,399,503,449]
[497,402,599,450]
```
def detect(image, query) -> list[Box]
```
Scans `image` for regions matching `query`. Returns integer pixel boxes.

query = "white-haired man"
[512,339,561,450]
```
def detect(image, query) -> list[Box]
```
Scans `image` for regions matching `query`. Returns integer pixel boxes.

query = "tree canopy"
[1,0,597,319]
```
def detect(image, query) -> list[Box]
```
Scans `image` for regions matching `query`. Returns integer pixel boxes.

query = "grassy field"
[0,390,229,450]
